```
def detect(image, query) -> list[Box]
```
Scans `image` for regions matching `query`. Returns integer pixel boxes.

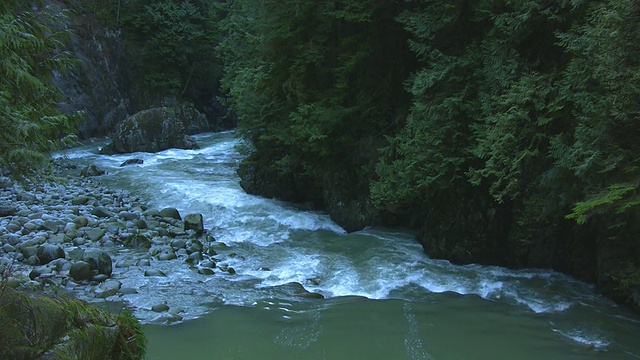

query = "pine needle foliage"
[0,0,78,178]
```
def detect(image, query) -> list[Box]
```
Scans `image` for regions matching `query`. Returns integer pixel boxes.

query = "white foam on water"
[259,254,322,288]
[552,328,610,351]
[403,302,433,360]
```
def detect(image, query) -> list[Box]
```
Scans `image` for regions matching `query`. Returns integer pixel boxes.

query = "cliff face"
[48,0,130,139]
[48,0,234,139]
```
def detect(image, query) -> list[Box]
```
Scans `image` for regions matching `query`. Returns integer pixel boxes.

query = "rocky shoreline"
[0,160,235,324]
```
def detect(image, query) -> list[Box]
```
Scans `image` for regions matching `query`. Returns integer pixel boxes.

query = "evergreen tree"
[0,0,78,177]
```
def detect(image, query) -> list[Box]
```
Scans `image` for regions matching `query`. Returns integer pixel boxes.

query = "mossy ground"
[0,288,146,360]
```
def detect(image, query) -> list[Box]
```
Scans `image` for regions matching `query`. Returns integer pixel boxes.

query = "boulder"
[183,213,204,235]
[82,249,113,276]
[69,261,93,281]
[80,164,105,177]
[160,207,181,220]
[120,158,144,167]
[36,244,65,265]
[176,103,211,135]
[100,107,199,154]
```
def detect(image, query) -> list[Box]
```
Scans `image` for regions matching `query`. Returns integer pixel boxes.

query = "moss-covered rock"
[101,107,198,154]
[0,289,146,360]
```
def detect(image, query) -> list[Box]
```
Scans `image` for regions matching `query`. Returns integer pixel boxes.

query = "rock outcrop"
[100,108,199,154]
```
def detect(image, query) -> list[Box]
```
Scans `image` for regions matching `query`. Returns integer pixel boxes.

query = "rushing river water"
[61,132,640,359]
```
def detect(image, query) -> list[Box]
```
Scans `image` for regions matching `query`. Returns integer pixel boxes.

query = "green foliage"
[567,183,640,225]
[118,0,223,100]
[0,1,79,178]
[112,308,147,360]
[220,0,413,185]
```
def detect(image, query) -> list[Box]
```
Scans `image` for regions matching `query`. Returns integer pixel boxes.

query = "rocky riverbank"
[0,160,237,324]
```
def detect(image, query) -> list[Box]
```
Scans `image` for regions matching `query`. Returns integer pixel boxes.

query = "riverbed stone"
[87,228,107,242]
[73,216,89,228]
[144,269,167,277]
[160,207,181,220]
[157,250,176,261]
[151,303,169,312]
[183,213,204,235]
[80,164,105,177]
[82,249,112,276]
[91,207,114,218]
[36,244,65,265]
[0,205,18,217]
[5,223,20,233]
[69,261,92,281]
[71,196,90,205]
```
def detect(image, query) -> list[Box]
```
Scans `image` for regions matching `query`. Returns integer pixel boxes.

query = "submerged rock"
[80,164,106,177]
[120,158,144,167]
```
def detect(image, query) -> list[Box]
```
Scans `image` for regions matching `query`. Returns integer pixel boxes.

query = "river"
[61,131,640,359]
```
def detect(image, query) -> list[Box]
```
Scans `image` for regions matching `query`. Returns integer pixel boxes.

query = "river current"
[60,132,640,359]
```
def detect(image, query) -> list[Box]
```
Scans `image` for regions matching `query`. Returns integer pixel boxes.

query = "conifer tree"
[0,0,78,177]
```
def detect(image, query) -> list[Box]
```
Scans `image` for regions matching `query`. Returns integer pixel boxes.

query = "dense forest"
[2,0,639,309]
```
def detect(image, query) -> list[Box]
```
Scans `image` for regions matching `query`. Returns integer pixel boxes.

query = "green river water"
[63,132,640,360]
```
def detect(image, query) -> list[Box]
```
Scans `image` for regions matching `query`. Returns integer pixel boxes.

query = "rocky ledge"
[0,162,238,324]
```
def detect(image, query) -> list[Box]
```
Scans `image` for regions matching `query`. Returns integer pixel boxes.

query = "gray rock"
[21,246,38,259]
[135,219,148,229]
[100,279,122,292]
[151,303,170,312]
[36,244,65,265]
[120,158,144,167]
[144,269,167,277]
[170,239,186,250]
[136,259,151,266]
[80,164,105,177]
[67,247,85,261]
[97,288,117,298]
[73,216,89,228]
[2,244,16,253]
[82,249,112,276]
[5,224,20,233]
[157,251,176,261]
[92,207,114,218]
[71,196,90,205]
[198,268,214,275]
[87,228,107,242]
[120,211,139,221]
[29,266,53,280]
[123,233,151,249]
[160,207,181,220]
[91,274,109,282]
[69,261,92,281]
[0,205,18,217]
[183,213,204,235]
[119,287,138,295]
[100,107,199,154]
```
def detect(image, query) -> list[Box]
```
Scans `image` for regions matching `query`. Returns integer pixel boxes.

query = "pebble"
[0,164,241,321]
